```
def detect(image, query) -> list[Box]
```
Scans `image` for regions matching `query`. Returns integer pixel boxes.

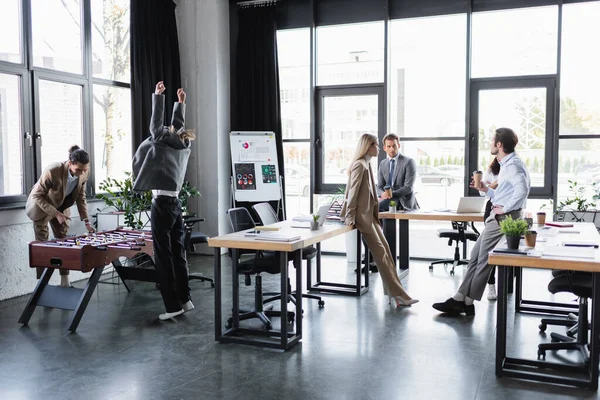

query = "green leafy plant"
[499,216,529,237]
[389,200,397,208]
[312,214,320,222]
[539,198,553,212]
[557,180,597,212]
[96,172,151,229]
[179,181,201,215]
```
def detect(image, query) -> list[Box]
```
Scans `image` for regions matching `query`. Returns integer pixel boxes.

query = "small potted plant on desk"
[500,216,529,250]
[311,214,320,231]
[388,200,397,213]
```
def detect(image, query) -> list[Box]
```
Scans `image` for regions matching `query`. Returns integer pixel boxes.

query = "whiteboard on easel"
[230,131,281,202]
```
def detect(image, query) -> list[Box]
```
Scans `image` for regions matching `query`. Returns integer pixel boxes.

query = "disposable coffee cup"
[473,171,483,188]
[537,212,546,226]
[384,186,392,197]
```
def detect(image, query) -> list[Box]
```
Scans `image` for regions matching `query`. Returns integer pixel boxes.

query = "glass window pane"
[401,140,465,210]
[0,74,23,196]
[322,94,378,185]
[389,14,466,138]
[317,22,384,86]
[283,142,310,217]
[472,6,558,78]
[31,0,82,74]
[93,85,132,191]
[38,80,83,170]
[558,138,600,207]
[477,88,547,188]
[277,29,310,140]
[560,2,600,136]
[0,0,22,64]
[91,0,130,82]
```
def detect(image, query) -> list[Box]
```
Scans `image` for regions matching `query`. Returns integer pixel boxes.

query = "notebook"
[542,246,595,259]
[291,204,331,228]
[253,232,301,242]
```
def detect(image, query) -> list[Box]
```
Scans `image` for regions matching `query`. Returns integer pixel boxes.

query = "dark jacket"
[132,94,190,192]
[376,154,419,210]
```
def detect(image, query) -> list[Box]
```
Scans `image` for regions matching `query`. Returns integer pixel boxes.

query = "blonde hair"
[347,133,377,174]
[170,125,196,141]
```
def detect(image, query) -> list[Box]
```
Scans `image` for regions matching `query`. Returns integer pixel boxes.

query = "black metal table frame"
[214,248,303,351]
[496,265,600,390]
[513,266,579,316]
[307,230,369,296]
[18,267,105,332]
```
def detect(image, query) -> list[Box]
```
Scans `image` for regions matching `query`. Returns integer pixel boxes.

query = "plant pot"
[389,206,397,213]
[524,231,537,248]
[310,221,320,231]
[506,235,521,250]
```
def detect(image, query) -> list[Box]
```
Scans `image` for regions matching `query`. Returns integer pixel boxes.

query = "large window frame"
[0,0,131,208]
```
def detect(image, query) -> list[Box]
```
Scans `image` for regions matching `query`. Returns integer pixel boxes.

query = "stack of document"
[248,231,301,242]
[542,246,596,259]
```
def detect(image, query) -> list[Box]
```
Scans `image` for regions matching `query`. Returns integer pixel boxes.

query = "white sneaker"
[159,309,184,320]
[182,300,195,313]
[487,284,497,301]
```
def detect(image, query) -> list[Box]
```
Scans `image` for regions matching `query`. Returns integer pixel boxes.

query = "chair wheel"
[450,270,455,276]
[210,282,215,288]
[155,282,160,289]
[566,331,575,338]
[429,265,434,270]
[318,300,325,308]
[225,318,233,329]
[539,323,546,332]
[287,313,295,323]
[537,349,545,360]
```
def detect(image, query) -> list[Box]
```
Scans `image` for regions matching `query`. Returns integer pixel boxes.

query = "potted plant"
[556,180,599,227]
[311,214,320,231]
[178,181,201,216]
[499,216,529,250]
[388,200,397,213]
[524,229,537,248]
[96,172,152,229]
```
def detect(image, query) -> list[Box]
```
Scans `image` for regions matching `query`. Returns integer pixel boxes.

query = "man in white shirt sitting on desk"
[433,127,531,316]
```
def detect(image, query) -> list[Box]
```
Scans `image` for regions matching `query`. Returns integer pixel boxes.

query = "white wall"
[0,0,231,300]
[175,0,231,254]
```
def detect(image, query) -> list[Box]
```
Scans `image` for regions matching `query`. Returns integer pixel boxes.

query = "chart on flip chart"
[230,131,281,202]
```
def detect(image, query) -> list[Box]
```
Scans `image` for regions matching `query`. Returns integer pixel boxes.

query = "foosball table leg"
[68,268,104,332]
[18,267,55,325]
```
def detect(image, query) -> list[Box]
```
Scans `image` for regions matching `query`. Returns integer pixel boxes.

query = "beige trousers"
[33,217,70,278]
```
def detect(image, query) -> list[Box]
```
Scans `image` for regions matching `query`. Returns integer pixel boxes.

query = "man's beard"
[490,148,498,155]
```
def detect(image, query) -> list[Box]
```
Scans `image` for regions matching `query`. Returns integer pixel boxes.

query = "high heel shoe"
[394,296,419,307]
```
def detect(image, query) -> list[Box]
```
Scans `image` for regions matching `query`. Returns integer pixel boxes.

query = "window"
[31,0,83,74]
[389,14,467,138]
[0,0,131,206]
[0,0,22,64]
[560,1,600,136]
[471,6,558,78]
[0,74,23,196]
[317,21,384,86]
[91,0,131,82]
[93,85,132,191]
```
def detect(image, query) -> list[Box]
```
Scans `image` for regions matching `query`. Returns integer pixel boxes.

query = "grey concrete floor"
[0,254,597,400]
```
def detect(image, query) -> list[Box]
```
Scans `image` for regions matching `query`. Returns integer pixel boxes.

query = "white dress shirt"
[486,152,530,213]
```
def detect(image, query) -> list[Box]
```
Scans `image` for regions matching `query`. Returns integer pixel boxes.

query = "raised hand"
[155,81,166,95]
[177,88,186,103]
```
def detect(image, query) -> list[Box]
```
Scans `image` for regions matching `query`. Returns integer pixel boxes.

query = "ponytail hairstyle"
[488,157,500,176]
[68,145,90,164]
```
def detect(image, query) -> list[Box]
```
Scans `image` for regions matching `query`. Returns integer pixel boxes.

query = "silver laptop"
[455,197,486,213]
[291,204,331,228]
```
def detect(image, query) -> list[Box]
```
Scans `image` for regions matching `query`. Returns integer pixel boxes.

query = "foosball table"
[19,229,154,332]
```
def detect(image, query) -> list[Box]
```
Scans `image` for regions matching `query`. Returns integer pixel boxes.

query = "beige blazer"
[25,161,90,223]
[340,157,379,231]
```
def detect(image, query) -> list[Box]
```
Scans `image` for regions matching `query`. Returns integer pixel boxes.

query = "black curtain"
[233,5,286,220]
[130,0,182,150]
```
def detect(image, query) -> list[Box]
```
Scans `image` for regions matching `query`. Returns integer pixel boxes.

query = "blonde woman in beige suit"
[340,134,418,307]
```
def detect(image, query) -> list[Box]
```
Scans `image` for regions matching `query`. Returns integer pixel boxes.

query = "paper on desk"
[542,245,595,259]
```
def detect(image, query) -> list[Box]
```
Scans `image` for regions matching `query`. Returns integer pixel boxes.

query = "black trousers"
[151,196,190,312]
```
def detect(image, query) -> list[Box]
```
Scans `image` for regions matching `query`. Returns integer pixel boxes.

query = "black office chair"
[429,221,479,275]
[182,215,214,287]
[537,270,592,362]
[252,202,325,308]
[226,207,294,330]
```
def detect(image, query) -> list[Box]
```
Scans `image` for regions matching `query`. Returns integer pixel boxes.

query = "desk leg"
[589,273,600,390]
[214,247,222,341]
[18,267,55,325]
[398,220,409,270]
[232,248,240,328]
[280,251,289,349]
[383,219,396,269]
[294,250,302,338]
[496,265,508,376]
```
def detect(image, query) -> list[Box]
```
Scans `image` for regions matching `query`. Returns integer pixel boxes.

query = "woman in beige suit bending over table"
[340,134,418,307]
